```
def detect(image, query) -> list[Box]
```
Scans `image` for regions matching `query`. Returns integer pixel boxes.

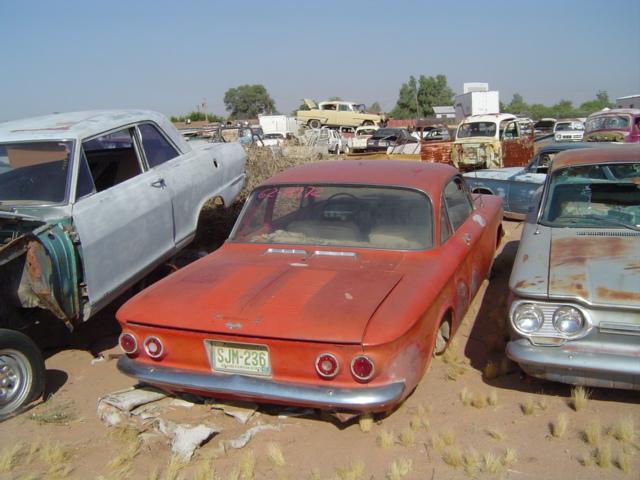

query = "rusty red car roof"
[550,145,640,172]
[260,160,457,195]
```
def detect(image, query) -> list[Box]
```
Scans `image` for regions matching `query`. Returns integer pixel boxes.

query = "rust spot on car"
[522,254,529,263]
[420,141,453,164]
[551,237,633,267]
[596,287,640,302]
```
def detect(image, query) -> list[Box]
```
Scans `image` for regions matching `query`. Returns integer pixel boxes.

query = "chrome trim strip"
[264,248,307,255]
[117,356,405,411]
[313,251,357,257]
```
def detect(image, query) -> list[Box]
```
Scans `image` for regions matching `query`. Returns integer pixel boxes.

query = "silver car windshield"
[0,141,74,205]
[232,185,434,250]
[457,122,497,138]
[541,162,640,230]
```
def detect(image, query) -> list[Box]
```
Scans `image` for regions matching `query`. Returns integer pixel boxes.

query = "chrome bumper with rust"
[507,339,640,390]
[117,356,406,412]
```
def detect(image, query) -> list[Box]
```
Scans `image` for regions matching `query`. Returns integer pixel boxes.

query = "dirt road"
[1,220,638,480]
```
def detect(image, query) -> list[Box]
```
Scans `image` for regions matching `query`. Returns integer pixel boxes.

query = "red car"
[116,161,503,413]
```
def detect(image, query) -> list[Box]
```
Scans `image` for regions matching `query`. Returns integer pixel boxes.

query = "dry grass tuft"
[107,427,140,470]
[430,433,445,452]
[463,448,481,475]
[29,400,76,425]
[442,446,463,468]
[487,428,506,441]
[610,416,636,444]
[409,414,422,432]
[616,451,631,473]
[552,413,569,438]
[308,468,322,480]
[487,389,499,407]
[385,457,412,480]
[40,441,72,477]
[570,386,591,412]
[471,392,487,409]
[358,413,374,433]
[417,403,432,416]
[537,396,550,411]
[163,456,185,480]
[239,450,256,479]
[440,429,455,446]
[483,360,499,380]
[443,350,468,380]
[521,396,535,416]
[482,452,502,475]
[459,387,472,407]
[399,428,416,447]
[267,443,286,467]
[192,458,218,480]
[0,442,24,473]
[377,429,395,449]
[501,448,518,467]
[583,419,602,447]
[335,459,365,480]
[595,443,612,468]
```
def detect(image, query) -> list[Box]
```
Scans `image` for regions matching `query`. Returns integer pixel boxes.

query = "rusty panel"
[502,137,534,167]
[421,141,453,164]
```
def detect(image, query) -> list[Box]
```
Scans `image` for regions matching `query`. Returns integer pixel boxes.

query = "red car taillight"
[119,332,138,355]
[143,336,165,360]
[315,353,339,378]
[351,355,375,382]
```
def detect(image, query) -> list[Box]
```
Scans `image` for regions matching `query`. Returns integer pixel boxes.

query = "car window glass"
[139,123,179,168]
[76,150,96,199]
[338,104,349,112]
[503,122,518,139]
[82,128,142,193]
[443,177,473,231]
[440,200,453,244]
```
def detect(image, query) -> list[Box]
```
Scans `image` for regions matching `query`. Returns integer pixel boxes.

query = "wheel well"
[472,187,493,195]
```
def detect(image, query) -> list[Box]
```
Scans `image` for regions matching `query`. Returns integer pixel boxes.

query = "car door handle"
[150,178,166,189]
[462,233,472,245]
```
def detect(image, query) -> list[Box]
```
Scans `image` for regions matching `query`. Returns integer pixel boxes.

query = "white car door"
[72,127,174,312]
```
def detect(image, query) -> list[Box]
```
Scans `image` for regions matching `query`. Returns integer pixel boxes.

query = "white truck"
[453,83,500,122]
[258,115,299,137]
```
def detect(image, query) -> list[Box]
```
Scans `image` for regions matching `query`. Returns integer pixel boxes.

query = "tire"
[433,321,451,356]
[0,329,45,420]
[362,120,374,126]
[308,119,321,129]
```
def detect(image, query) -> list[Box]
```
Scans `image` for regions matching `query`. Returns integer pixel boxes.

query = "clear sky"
[1,0,638,122]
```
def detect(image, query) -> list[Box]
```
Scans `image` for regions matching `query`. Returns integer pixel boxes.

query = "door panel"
[72,171,174,308]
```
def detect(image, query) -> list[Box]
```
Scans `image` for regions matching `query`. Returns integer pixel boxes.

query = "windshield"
[0,141,74,205]
[457,122,497,139]
[232,184,433,250]
[585,115,631,132]
[541,162,640,229]
[555,122,584,132]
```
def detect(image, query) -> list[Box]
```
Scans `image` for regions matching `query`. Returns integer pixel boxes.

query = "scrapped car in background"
[553,119,585,142]
[0,110,246,418]
[507,146,640,390]
[296,99,385,129]
[583,108,640,143]
[451,114,534,170]
[346,125,378,153]
[533,118,557,137]
[463,142,608,219]
[116,160,503,414]
[365,128,417,153]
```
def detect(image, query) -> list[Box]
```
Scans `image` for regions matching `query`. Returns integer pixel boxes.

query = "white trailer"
[258,115,299,137]
[453,91,500,122]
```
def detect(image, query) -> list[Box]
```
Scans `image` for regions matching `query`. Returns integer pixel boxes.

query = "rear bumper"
[507,339,640,390]
[117,356,406,412]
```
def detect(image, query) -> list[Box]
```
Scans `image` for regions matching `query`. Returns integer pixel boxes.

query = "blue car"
[463,143,610,219]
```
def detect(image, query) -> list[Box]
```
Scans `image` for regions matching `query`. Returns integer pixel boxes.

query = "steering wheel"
[322,192,362,219]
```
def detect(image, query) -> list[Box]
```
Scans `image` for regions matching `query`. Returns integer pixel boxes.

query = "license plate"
[206,341,271,376]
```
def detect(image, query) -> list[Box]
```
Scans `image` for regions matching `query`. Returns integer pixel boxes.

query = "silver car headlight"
[552,306,584,335]
[513,304,544,333]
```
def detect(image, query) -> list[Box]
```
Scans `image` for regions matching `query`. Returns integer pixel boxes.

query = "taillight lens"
[315,353,339,378]
[351,355,375,382]
[119,332,138,355]
[143,336,165,359]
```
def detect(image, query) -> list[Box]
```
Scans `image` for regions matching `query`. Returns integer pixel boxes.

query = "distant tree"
[390,76,418,119]
[505,93,528,114]
[390,74,454,118]
[171,111,225,123]
[578,90,614,116]
[328,96,342,101]
[223,84,276,119]
[368,101,382,113]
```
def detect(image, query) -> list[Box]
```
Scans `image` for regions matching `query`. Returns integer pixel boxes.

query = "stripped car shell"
[117,161,503,413]
[451,114,534,170]
[0,110,246,418]
[507,146,640,390]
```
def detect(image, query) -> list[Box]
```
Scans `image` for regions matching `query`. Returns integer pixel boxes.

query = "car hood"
[548,230,640,309]
[118,249,405,343]
[463,167,523,180]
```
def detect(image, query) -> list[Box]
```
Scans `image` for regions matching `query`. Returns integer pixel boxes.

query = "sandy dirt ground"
[0,220,638,480]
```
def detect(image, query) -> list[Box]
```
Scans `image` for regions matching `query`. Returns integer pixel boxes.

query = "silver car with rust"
[507,146,640,390]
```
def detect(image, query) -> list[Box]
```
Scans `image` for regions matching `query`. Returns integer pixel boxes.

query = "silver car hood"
[548,229,640,309]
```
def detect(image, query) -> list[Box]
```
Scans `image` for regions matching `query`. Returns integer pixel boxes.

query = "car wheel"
[0,329,45,420]
[308,119,321,129]
[433,321,451,356]
[362,120,374,126]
